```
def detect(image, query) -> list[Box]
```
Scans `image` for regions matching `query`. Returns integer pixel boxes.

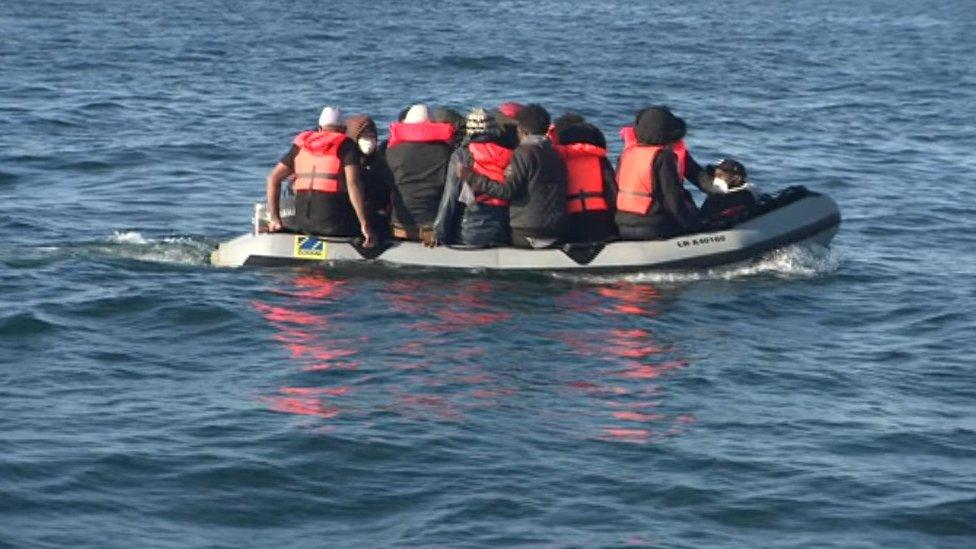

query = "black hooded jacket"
[470,135,568,240]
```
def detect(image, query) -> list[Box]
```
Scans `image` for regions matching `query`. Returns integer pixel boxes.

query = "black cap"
[634,106,686,145]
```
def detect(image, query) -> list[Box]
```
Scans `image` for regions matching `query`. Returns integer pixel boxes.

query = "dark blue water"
[3,1,976,547]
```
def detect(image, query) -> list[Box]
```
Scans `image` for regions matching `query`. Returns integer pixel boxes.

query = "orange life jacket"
[292,130,348,193]
[555,143,609,214]
[387,121,455,149]
[468,141,513,207]
[619,126,688,177]
[620,126,638,150]
[616,145,665,215]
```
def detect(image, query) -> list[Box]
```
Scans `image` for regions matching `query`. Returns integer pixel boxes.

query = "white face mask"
[358,137,377,155]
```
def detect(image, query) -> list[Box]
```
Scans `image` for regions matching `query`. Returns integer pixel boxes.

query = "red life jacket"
[468,141,513,207]
[555,143,610,214]
[619,126,688,177]
[387,121,455,149]
[616,144,665,215]
[291,130,348,193]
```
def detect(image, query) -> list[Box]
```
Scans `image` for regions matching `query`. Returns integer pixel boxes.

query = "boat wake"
[0,231,214,268]
[553,244,841,285]
[87,231,214,265]
[100,231,215,265]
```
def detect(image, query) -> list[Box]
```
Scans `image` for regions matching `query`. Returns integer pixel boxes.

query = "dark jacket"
[385,141,452,229]
[472,135,568,240]
[433,139,510,247]
[359,152,394,238]
[360,153,393,213]
[701,186,760,220]
[558,123,618,243]
[615,149,707,239]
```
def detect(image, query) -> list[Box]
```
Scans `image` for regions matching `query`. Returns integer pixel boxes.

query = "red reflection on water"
[560,282,696,444]
[252,272,362,420]
[617,359,688,380]
[596,284,660,317]
[252,301,325,326]
[471,388,518,399]
[263,395,342,419]
[256,274,517,424]
[395,280,512,334]
[279,386,350,397]
[290,274,345,300]
[612,411,665,422]
[602,428,653,442]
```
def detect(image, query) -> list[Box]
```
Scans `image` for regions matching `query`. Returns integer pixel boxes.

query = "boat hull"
[211,193,840,272]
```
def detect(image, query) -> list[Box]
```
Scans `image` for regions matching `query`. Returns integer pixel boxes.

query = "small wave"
[0,311,60,338]
[555,244,840,285]
[0,170,18,186]
[78,100,124,111]
[439,55,519,70]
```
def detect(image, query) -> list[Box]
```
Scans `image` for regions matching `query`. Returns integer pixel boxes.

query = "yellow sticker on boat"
[293,235,327,260]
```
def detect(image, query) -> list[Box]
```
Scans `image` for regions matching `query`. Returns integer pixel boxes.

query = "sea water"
[1,1,975,547]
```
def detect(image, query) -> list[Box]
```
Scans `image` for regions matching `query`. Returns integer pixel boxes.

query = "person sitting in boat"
[265,106,375,246]
[701,158,763,221]
[615,106,716,240]
[618,108,728,195]
[467,104,568,248]
[385,104,455,241]
[345,114,394,241]
[551,113,617,243]
[432,108,513,247]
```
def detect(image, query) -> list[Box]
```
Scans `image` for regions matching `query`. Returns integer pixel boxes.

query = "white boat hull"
[211,191,840,272]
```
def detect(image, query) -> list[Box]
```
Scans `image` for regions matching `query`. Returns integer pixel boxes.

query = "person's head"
[432,106,462,126]
[634,106,686,145]
[558,122,607,149]
[464,107,501,140]
[403,103,430,123]
[345,114,378,156]
[497,102,524,120]
[515,103,551,138]
[318,106,345,132]
[714,158,748,188]
[432,106,466,141]
[493,115,519,149]
[553,112,587,136]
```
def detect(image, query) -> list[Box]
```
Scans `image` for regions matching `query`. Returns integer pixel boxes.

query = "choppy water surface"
[2,1,975,547]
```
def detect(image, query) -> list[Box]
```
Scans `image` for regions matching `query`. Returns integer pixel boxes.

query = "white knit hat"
[318,106,344,128]
[403,104,430,123]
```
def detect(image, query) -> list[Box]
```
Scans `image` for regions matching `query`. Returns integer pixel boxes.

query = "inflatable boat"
[210,187,840,272]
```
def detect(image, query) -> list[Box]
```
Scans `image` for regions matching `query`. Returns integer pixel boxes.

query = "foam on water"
[554,244,840,285]
[0,232,213,268]
[108,230,151,245]
[100,231,213,265]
